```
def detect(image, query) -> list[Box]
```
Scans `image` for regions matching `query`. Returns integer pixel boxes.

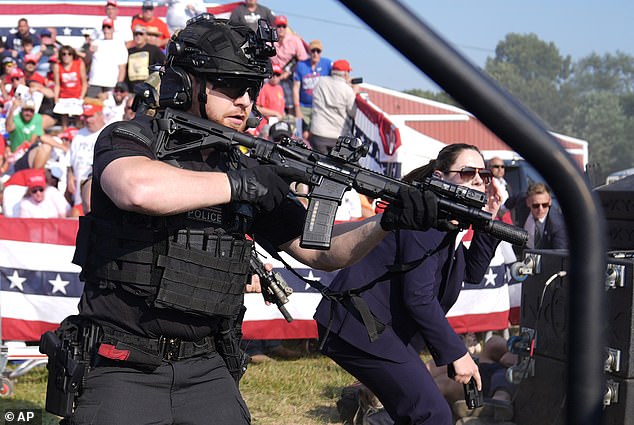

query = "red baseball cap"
[9,68,24,79]
[106,0,117,6]
[24,54,38,64]
[274,15,288,26]
[271,63,283,75]
[82,103,103,116]
[102,18,114,28]
[26,173,47,190]
[332,59,352,72]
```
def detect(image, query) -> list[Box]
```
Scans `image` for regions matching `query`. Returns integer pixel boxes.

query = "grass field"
[2,348,358,425]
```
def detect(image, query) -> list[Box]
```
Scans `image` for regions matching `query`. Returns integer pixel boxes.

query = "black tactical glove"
[226,165,301,213]
[380,187,438,231]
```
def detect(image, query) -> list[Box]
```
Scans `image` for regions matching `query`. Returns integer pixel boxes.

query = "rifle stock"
[153,108,528,249]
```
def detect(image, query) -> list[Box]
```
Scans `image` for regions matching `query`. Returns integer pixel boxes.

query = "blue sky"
[261,0,634,92]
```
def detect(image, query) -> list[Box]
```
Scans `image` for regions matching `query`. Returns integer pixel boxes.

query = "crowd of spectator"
[0,0,367,221]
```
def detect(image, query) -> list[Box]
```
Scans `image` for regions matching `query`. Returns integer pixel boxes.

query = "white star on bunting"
[49,273,70,295]
[483,268,498,287]
[8,270,27,292]
[303,270,321,290]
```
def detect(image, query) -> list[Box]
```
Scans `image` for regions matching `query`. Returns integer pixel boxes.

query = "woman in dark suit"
[315,143,502,425]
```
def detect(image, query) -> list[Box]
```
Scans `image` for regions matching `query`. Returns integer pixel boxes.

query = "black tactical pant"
[65,352,250,425]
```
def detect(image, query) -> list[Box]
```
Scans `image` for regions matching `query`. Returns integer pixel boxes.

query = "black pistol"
[447,362,483,409]
[249,252,294,322]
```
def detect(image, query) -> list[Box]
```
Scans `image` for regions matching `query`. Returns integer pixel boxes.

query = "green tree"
[561,91,632,173]
[484,34,634,176]
[484,33,573,129]
[404,33,634,177]
[567,52,634,94]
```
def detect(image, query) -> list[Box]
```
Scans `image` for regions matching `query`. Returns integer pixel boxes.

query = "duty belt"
[99,325,216,363]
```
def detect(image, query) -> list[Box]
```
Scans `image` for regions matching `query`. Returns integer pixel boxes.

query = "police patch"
[187,207,223,224]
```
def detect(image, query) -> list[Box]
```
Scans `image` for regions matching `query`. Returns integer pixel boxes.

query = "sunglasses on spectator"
[445,166,493,184]
[276,24,287,28]
[11,77,21,82]
[531,202,550,209]
[134,31,145,36]
[310,49,321,54]
[30,187,44,194]
[103,25,113,29]
[490,164,505,169]
[209,76,262,100]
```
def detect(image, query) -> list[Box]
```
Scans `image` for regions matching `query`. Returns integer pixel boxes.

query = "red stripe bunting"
[0,217,79,245]
[0,318,58,341]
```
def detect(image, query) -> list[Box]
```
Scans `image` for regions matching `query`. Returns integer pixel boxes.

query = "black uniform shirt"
[79,116,306,340]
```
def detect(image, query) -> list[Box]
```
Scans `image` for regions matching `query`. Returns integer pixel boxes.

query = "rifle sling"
[257,232,456,346]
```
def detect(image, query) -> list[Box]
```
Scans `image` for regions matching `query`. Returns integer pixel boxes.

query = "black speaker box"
[596,175,634,250]
[519,249,634,378]
[513,355,634,425]
[596,174,634,221]
[519,250,570,361]
[514,355,566,425]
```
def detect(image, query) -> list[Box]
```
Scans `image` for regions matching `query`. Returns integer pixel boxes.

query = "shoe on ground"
[268,345,301,359]
[248,353,276,364]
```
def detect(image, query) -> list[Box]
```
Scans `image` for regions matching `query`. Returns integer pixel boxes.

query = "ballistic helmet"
[160,14,276,117]
[167,14,274,78]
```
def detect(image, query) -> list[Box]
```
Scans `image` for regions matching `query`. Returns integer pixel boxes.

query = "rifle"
[249,251,294,322]
[153,108,529,249]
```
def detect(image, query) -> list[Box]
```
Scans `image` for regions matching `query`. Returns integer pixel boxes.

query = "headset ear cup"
[159,66,192,110]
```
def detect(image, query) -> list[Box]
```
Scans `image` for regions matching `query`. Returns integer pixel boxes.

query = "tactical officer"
[49,15,437,425]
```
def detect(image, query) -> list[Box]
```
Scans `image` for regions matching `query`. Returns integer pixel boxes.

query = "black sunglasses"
[490,164,505,169]
[30,187,45,194]
[276,24,287,28]
[445,166,493,184]
[531,202,550,209]
[310,48,321,54]
[209,76,262,100]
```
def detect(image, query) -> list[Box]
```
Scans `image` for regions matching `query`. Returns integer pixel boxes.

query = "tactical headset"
[159,14,276,122]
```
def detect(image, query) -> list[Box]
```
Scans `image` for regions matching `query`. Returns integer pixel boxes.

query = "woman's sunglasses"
[209,76,262,100]
[445,166,493,184]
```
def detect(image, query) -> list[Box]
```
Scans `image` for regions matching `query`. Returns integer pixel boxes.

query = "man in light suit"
[524,182,568,249]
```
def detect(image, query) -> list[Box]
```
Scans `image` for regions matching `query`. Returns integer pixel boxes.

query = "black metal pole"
[338,1,607,424]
